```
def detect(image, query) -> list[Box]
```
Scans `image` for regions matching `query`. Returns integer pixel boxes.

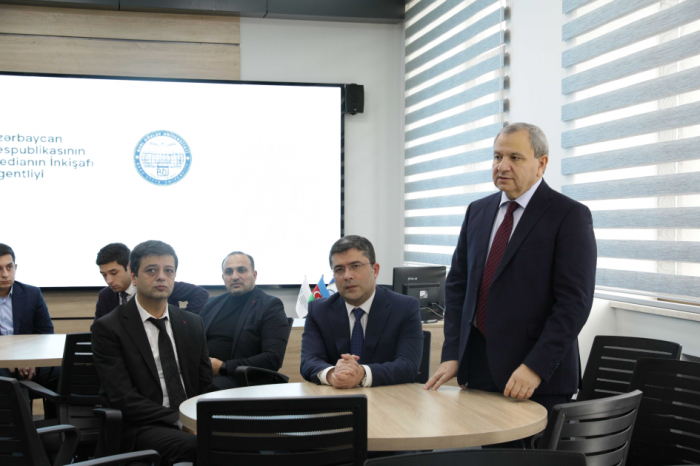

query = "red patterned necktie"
[475,201,519,335]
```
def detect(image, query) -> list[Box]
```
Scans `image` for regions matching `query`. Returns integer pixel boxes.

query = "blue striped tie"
[350,308,365,363]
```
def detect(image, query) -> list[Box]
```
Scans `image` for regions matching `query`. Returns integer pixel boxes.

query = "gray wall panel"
[592,208,700,229]
[562,30,700,94]
[405,169,492,193]
[596,269,700,299]
[562,0,658,41]
[563,1,700,67]
[406,100,502,142]
[563,172,700,201]
[406,147,492,176]
[562,101,700,148]
[598,240,700,263]
[562,137,700,174]
[405,123,502,158]
[562,67,700,121]
[405,190,495,210]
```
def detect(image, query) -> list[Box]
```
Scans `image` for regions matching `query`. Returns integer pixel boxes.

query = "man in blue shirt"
[0,243,58,391]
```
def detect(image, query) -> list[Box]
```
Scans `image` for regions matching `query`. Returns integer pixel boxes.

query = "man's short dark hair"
[0,243,15,262]
[221,252,255,271]
[129,240,178,277]
[96,243,130,269]
[329,235,376,267]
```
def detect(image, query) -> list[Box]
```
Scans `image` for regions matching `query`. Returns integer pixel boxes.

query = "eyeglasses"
[332,262,371,277]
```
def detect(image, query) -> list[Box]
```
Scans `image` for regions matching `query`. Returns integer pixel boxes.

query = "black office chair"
[537,390,643,466]
[0,376,160,466]
[21,333,122,459]
[416,330,431,384]
[578,335,681,401]
[364,449,587,466]
[234,366,290,387]
[626,358,700,466]
[197,395,368,466]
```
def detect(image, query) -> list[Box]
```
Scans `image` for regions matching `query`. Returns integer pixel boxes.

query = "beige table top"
[180,382,547,451]
[0,334,66,368]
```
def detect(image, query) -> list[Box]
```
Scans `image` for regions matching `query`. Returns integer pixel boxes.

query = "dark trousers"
[133,424,197,466]
[213,374,238,390]
[460,328,572,448]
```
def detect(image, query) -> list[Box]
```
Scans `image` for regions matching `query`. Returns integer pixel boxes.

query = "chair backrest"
[539,390,643,466]
[197,395,367,466]
[364,449,587,466]
[627,358,700,466]
[0,377,50,466]
[56,333,104,445]
[416,330,431,384]
[579,335,681,401]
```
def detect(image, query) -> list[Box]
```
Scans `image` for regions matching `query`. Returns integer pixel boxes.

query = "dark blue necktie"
[350,308,365,363]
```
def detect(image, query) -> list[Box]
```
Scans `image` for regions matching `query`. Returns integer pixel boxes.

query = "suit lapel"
[362,287,391,363]
[202,295,225,334]
[492,180,553,283]
[121,300,159,383]
[11,284,24,335]
[230,289,260,357]
[328,297,351,356]
[169,307,192,395]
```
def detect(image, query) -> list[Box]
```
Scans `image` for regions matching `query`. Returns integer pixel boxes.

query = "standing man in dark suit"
[91,240,217,466]
[0,243,59,391]
[301,236,423,388]
[94,242,209,324]
[425,123,596,415]
[201,251,290,389]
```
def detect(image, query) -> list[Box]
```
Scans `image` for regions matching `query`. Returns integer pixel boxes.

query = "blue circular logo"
[134,131,191,186]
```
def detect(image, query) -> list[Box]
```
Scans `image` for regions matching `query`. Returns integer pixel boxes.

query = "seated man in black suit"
[94,242,209,324]
[200,251,290,389]
[301,236,423,388]
[0,243,60,392]
[91,240,218,466]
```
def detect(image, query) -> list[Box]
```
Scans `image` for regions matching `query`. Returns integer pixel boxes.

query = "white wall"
[240,18,405,285]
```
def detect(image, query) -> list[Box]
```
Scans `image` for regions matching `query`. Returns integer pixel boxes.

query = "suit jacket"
[94,281,209,323]
[443,180,596,396]
[91,299,217,450]
[200,286,290,374]
[10,281,54,335]
[301,286,423,387]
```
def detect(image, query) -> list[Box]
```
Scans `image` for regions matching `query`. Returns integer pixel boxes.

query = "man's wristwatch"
[219,362,227,376]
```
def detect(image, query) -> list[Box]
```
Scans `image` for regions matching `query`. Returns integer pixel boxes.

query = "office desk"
[180,382,547,451]
[0,334,66,368]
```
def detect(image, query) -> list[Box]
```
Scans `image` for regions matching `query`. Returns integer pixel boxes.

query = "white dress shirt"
[486,177,543,257]
[319,290,376,387]
[0,286,13,335]
[134,296,185,409]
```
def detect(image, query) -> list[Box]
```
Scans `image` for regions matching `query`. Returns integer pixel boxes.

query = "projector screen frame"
[0,71,346,290]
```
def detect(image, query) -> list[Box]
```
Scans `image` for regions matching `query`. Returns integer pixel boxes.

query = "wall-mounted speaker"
[343,84,364,115]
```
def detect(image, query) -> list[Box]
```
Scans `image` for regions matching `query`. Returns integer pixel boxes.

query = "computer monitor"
[392,266,446,322]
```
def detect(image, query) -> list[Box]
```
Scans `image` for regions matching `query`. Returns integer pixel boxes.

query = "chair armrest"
[19,380,61,402]
[234,366,290,387]
[531,432,544,449]
[37,424,80,466]
[75,450,160,466]
[93,408,122,458]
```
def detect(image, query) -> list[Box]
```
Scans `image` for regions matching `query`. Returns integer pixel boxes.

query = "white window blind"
[403,0,508,267]
[561,0,700,306]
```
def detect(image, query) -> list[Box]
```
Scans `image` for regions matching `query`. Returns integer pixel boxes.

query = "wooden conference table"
[0,334,66,368]
[180,382,548,451]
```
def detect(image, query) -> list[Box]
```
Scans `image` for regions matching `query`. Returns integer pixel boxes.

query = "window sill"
[609,301,700,323]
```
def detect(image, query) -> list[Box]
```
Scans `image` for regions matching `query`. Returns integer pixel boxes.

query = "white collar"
[344,289,377,316]
[135,294,170,323]
[125,282,137,298]
[499,177,543,209]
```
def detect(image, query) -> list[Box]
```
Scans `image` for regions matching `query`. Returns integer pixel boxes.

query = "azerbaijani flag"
[312,275,331,300]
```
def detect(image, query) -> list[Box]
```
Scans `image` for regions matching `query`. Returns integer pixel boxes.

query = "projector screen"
[0,74,342,287]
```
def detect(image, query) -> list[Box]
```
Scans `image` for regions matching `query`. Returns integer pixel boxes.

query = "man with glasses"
[200,251,290,389]
[301,236,423,388]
